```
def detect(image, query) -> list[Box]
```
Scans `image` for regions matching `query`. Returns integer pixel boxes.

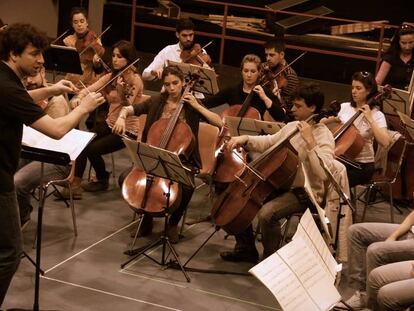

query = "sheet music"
[397,111,414,141]
[22,126,95,161]
[250,237,340,311]
[292,209,338,282]
[250,251,319,311]
[225,116,283,137]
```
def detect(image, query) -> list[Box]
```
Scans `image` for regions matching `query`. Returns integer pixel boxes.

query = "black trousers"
[345,162,375,188]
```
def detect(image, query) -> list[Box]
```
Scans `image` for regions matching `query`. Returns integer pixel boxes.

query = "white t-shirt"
[338,102,387,163]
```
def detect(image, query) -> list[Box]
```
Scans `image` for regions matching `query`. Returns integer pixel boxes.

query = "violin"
[180,42,212,67]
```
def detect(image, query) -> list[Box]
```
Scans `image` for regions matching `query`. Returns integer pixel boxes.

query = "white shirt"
[142,42,206,99]
[338,102,387,163]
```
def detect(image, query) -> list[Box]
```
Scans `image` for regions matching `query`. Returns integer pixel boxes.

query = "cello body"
[211,142,299,235]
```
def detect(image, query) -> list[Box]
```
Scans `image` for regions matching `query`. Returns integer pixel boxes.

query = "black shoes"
[220,249,259,264]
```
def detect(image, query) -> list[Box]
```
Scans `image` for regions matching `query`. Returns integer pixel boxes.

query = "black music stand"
[120,141,194,282]
[167,60,219,95]
[43,44,82,82]
[20,146,71,311]
[225,116,284,137]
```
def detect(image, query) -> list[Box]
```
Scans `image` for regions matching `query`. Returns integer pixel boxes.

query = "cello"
[331,85,392,165]
[211,104,339,235]
[122,74,200,215]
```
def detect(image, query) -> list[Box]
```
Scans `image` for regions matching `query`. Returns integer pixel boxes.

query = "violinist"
[323,71,390,188]
[63,7,105,88]
[113,66,222,243]
[142,18,211,98]
[204,54,285,122]
[376,24,414,90]
[60,40,144,199]
[219,82,335,262]
[263,38,299,117]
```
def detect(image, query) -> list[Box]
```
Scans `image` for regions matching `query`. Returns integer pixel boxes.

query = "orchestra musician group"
[0,9,414,311]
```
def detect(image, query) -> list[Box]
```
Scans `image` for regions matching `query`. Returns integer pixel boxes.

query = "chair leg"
[111,153,116,184]
[279,216,292,248]
[361,186,372,222]
[388,183,394,223]
[68,182,78,236]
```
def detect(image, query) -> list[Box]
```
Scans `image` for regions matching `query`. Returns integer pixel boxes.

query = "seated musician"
[113,65,222,243]
[203,53,285,122]
[60,40,144,199]
[63,7,105,88]
[15,67,71,227]
[263,38,299,117]
[142,18,211,82]
[219,82,335,262]
[322,71,390,188]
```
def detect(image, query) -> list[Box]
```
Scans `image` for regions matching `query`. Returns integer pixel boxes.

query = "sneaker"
[334,290,367,310]
[220,249,259,264]
[81,179,109,192]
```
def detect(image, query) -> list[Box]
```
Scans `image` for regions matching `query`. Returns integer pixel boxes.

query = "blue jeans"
[0,191,22,306]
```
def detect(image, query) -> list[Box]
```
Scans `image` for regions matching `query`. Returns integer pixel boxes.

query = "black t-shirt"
[382,53,414,90]
[0,61,45,192]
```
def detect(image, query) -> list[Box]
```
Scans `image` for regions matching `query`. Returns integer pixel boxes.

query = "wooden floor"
[3,53,412,310]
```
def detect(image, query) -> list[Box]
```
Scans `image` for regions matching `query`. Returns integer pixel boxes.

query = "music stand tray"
[44,44,82,76]
[167,60,219,95]
[225,115,284,137]
[121,139,193,282]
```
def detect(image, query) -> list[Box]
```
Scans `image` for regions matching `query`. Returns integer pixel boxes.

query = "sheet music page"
[293,209,338,282]
[22,126,95,161]
[277,238,341,311]
[249,252,319,311]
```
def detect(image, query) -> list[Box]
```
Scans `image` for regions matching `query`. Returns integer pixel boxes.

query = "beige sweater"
[245,121,335,204]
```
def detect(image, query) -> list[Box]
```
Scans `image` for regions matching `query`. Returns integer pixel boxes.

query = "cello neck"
[159,83,193,149]
[333,110,362,140]
[237,88,256,117]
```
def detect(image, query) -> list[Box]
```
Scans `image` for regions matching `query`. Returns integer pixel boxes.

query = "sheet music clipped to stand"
[249,209,342,311]
[22,126,95,161]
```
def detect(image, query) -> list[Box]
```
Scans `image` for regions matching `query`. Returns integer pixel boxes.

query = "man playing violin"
[219,82,335,262]
[142,18,211,83]
[263,38,299,117]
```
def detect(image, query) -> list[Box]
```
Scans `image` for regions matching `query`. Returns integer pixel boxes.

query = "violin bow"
[50,29,70,45]
[262,51,307,86]
[95,57,141,93]
[79,24,112,55]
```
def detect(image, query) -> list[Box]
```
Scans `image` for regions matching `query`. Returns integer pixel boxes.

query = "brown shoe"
[167,224,179,244]
[54,186,82,200]
[81,179,109,192]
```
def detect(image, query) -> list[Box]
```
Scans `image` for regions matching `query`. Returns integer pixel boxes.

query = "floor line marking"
[41,275,182,311]
[45,220,138,274]
[119,268,280,310]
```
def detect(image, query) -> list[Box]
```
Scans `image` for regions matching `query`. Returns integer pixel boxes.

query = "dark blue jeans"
[0,191,22,306]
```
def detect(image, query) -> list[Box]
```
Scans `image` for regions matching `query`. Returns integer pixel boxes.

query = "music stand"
[43,44,82,82]
[397,111,414,143]
[380,85,412,118]
[167,60,219,95]
[120,140,194,282]
[225,116,284,137]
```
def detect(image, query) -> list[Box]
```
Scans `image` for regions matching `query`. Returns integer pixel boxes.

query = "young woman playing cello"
[113,65,222,242]
[324,71,390,188]
[204,54,285,121]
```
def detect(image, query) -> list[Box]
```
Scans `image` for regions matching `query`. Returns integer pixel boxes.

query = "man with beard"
[142,18,211,83]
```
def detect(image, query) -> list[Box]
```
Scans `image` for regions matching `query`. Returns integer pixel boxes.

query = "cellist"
[113,66,222,243]
[203,54,285,122]
[219,82,336,262]
[322,71,390,188]
[62,7,105,88]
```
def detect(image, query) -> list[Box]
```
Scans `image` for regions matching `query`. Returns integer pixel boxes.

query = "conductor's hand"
[51,79,79,96]
[150,69,163,80]
[226,135,248,151]
[78,92,105,113]
[63,35,76,47]
[112,117,126,136]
